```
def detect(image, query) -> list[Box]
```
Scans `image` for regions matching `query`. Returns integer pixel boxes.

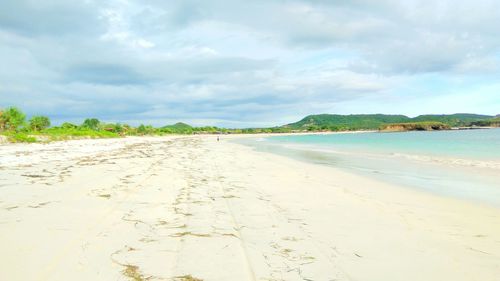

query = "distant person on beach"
[217,136,220,141]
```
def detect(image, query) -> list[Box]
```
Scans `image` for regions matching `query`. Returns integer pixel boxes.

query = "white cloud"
[1,0,499,126]
[134,38,155,49]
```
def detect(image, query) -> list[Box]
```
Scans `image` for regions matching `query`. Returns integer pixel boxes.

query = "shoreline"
[0,136,499,280]
[236,131,500,208]
[3,126,498,145]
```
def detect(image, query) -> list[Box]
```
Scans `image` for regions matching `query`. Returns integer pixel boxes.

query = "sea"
[236,129,500,207]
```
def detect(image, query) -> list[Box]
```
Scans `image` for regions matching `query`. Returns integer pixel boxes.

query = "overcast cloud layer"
[1,0,499,127]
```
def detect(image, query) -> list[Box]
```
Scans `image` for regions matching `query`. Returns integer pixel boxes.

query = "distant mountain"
[283,114,410,131]
[161,122,193,133]
[162,122,192,129]
[283,113,495,131]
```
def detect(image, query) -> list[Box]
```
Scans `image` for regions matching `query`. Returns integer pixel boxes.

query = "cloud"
[0,0,104,36]
[0,0,499,127]
[64,63,149,85]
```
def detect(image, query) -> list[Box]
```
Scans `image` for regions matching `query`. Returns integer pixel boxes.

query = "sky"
[1,0,500,127]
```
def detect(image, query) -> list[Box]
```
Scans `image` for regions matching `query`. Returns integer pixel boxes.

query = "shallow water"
[237,129,500,207]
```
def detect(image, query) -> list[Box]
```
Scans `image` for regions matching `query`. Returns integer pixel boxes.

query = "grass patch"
[39,127,119,140]
[2,132,37,143]
[1,128,120,143]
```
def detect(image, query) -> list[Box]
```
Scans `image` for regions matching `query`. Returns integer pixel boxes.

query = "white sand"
[0,136,499,281]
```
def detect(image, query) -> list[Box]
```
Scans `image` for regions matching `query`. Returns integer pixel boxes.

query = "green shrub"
[29,116,51,131]
[0,107,26,131]
[102,123,124,133]
[61,122,77,129]
[6,133,37,143]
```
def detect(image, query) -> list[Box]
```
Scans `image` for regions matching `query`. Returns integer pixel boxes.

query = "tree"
[0,107,26,131]
[82,118,100,130]
[307,125,319,131]
[102,123,123,133]
[137,124,154,135]
[137,124,147,135]
[29,116,51,131]
[137,124,155,135]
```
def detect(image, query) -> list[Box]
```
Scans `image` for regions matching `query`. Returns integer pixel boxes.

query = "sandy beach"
[0,136,499,281]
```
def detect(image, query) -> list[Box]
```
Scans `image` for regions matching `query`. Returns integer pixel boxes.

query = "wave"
[267,142,500,171]
[390,153,500,170]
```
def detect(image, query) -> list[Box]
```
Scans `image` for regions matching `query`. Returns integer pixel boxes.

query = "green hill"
[283,114,411,131]
[411,114,493,127]
[284,113,495,131]
[162,122,192,129]
[161,122,193,133]
[470,117,500,127]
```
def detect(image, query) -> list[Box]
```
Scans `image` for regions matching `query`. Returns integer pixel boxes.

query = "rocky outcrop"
[381,122,450,132]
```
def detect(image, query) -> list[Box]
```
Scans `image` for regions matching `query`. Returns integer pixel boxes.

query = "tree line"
[0,107,293,142]
[0,107,50,132]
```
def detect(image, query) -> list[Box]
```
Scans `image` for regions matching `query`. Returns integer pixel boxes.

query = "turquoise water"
[237,129,500,207]
[266,129,500,161]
